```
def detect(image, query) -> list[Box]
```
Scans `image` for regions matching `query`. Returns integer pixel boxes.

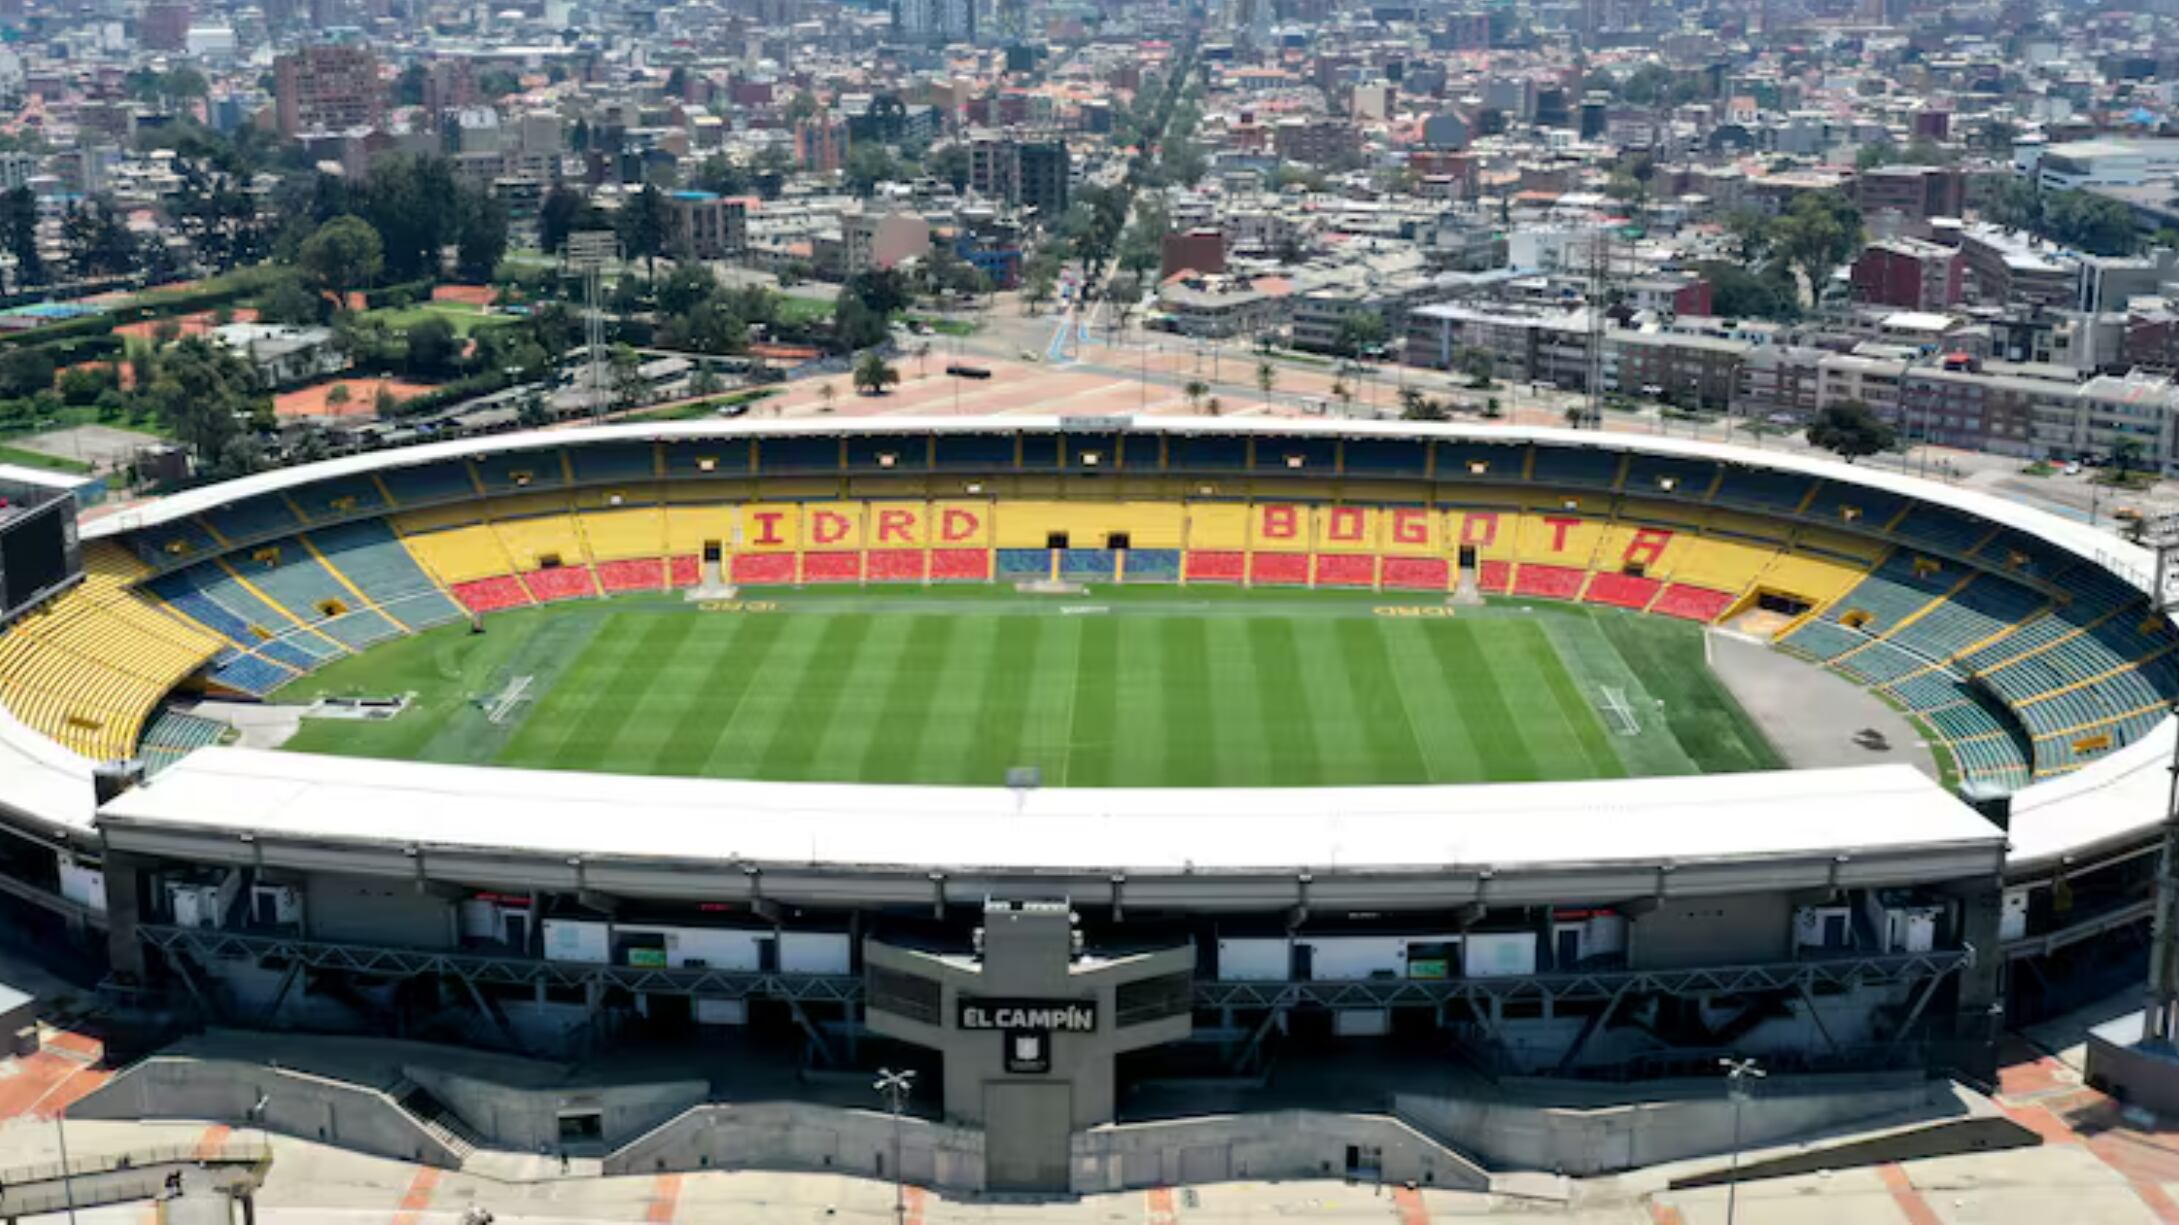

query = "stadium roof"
[93,750,2004,904]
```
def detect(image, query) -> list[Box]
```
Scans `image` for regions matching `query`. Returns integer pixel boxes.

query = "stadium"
[0,416,2170,1192]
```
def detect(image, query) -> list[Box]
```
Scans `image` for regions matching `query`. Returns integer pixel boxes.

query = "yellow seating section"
[492,515,585,570]
[0,542,223,760]
[403,525,518,584]
[581,508,668,560]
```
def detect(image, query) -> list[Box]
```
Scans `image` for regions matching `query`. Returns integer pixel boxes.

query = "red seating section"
[597,558,663,593]
[800,551,862,583]
[1514,564,1585,599]
[1184,551,1245,583]
[1479,560,1512,593]
[452,576,530,613]
[1381,557,1449,591]
[930,549,990,580]
[1583,571,1660,610]
[732,554,794,584]
[667,555,701,588]
[1313,554,1375,587]
[867,551,927,581]
[522,566,597,603]
[1249,553,1309,585]
[1653,584,1737,622]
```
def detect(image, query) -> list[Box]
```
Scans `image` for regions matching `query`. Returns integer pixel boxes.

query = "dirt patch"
[431,284,495,307]
[275,377,436,420]
[113,306,258,342]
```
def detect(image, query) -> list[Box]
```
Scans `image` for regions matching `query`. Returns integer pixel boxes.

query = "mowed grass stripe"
[1157,618,1220,785]
[1202,617,1271,786]
[748,614,881,780]
[508,613,704,771]
[793,614,917,782]
[1246,619,1320,786]
[1540,613,1699,778]
[641,612,789,775]
[957,616,1045,785]
[1422,620,1543,781]
[1066,616,1121,786]
[1324,618,1432,784]
[898,614,987,784]
[1507,626,1627,780]
[852,615,955,781]
[1376,621,1491,781]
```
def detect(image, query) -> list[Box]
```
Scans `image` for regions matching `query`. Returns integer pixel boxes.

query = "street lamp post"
[1719,1057,1766,1225]
[873,1068,916,1225]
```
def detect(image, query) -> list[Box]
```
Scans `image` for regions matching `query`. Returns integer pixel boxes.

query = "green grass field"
[275,588,1782,787]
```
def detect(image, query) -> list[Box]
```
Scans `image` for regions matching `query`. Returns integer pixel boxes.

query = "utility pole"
[1584,226,1612,429]
[874,1067,917,1225]
[1719,1056,1766,1225]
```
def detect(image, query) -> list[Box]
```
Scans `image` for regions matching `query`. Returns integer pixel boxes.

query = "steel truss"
[144,925,1968,1010]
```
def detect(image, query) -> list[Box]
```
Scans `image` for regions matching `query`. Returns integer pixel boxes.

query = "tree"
[405,316,461,377]
[843,144,903,197]
[1698,260,1802,322]
[930,144,972,193]
[61,197,139,280]
[325,382,351,407]
[1184,378,1208,412]
[2045,190,2141,256]
[853,351,899,395]
[455,194,509,283]
[833,293,889,352]
[539,185,602,255]
[1771,191,1864,308]
[616,184,672,280]
[819,381,837,412]
[0,187,42,290]
[299,215,383,312]
[1337,310,1386,360]
[0,347,53,399]
[2113,437,2147,480]
[1805,400,1897,463]
[1330,376,1352,414]
[1256,358,1277,410]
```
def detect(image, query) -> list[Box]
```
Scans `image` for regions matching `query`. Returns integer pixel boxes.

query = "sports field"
[274,588,1782,787]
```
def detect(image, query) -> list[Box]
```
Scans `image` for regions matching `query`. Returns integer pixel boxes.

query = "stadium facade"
[0,418,2170,1192]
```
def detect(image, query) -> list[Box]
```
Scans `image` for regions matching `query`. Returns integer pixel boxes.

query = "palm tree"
[1205,395,1224,417]
[1331,377,1353,416]
[1256,359,1276,411]
[819,381,837,412]
[1183,378,1208,413]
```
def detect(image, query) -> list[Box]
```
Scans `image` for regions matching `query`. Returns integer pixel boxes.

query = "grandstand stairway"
[389,1079,483,1161]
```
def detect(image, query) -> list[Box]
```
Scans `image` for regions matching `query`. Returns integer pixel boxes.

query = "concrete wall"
[304,874,453,948]
[604,1102,987,1192]
[2084,1014,2179,1116]
[404,1064,706,1152]
[1631,892,1792,969]
[1072,1111,1491,1194]
[1393,1074,1956,1175]
[69,1057,464,1168]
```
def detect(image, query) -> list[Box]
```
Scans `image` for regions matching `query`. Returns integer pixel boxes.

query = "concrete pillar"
[1949,874,2006,1083]
[238,1191,257,1225]
[101,849,146,980]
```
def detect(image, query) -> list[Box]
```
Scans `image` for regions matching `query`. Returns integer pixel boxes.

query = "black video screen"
[0,506,71,619]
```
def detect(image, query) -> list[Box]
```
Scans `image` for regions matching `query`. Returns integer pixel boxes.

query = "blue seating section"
[1168,436,1249,471]
[1529,447,1620,487]
[131,518,222,566]
[1435,442,1528,481]
[380,588,466,628]
[1780,618,1867,662]
[1976,530,2069,581]
[1820,553,1956,634]
[1883,574,2044,661]
[380,461,478,506]
[996,549,1049,578]
[243,547,373,626]
[308,521,442,604]
[474,451,564,492]
[1712,468,1813,512]
[1623,455,1715,498]
[1806,482,1906,530]
[319,608,405,650]
[570,443,659,483]
[932,434,1019,470]
[1343,439,1429,476]
[1125,549,1182,580]
[1890,505,1991,556]
[201,496,301,545]
[759,436,840,473]
[1059,549,1117,579]
[209,652,297,696]
[663,439,752,476]
[291,474,387,521]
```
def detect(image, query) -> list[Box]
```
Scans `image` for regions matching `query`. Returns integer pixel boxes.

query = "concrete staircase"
[390,1078,484,1161]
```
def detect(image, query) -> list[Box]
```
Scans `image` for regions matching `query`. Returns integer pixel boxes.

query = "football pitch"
[274,587,1783,787]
